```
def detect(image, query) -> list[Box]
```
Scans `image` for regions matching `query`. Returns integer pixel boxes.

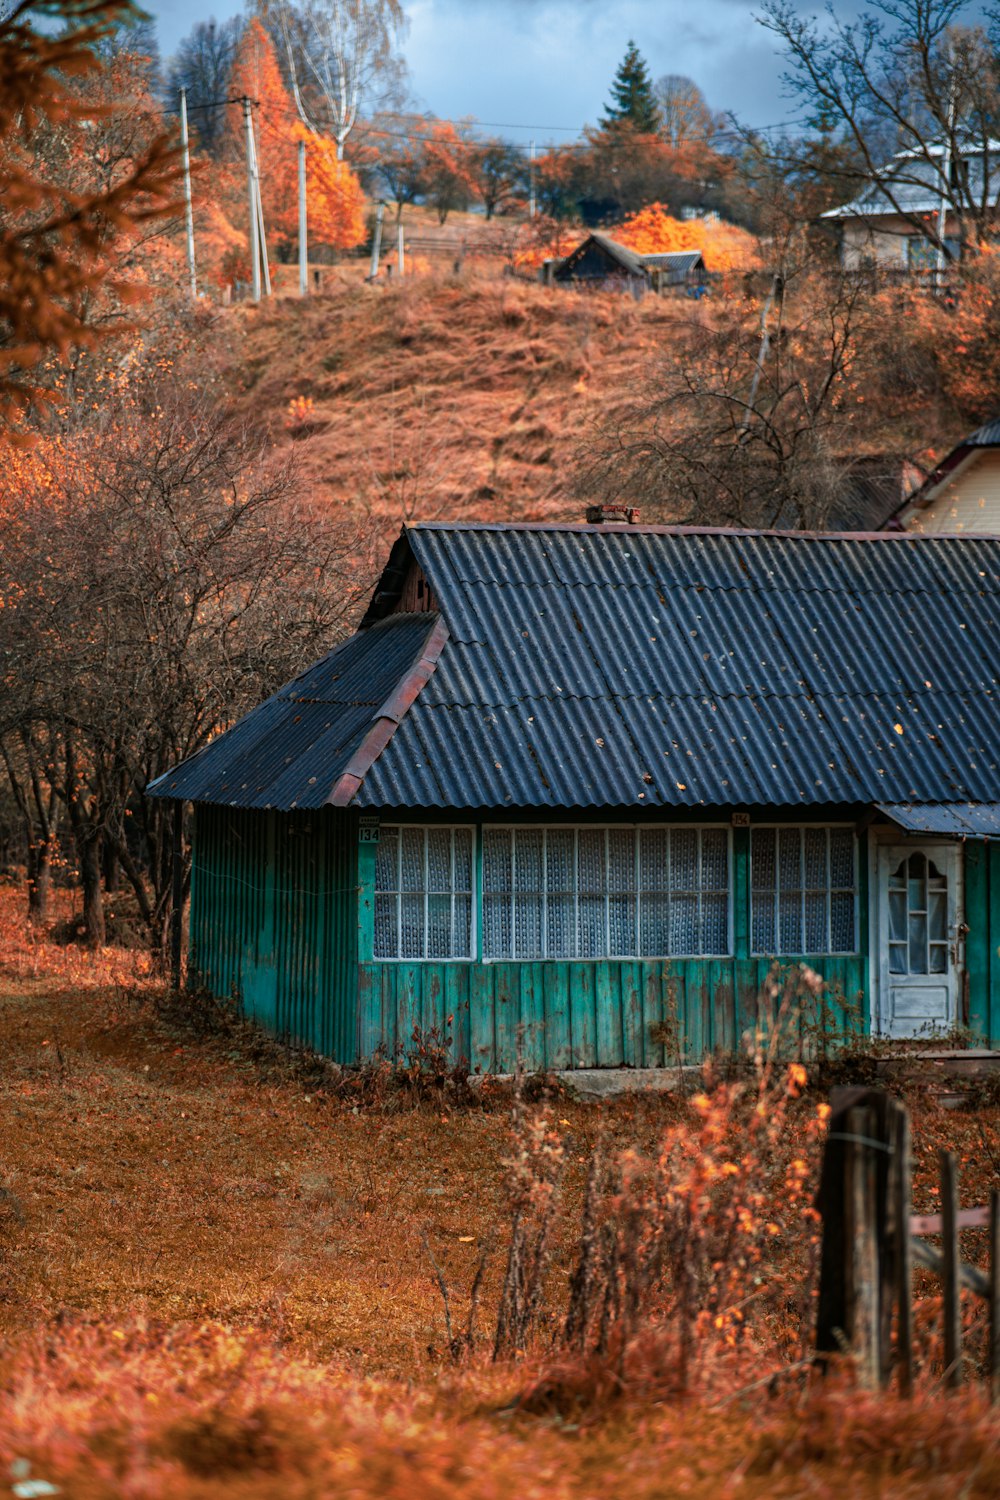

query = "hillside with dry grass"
[219,271,690,536]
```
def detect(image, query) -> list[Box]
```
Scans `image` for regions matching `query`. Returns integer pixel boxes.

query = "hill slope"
[225,274,687,528]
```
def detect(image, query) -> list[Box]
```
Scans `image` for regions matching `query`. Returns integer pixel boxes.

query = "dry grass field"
[1,885,998,1497]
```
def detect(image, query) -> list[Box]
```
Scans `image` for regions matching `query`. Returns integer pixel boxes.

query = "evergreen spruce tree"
[602,41,662,133]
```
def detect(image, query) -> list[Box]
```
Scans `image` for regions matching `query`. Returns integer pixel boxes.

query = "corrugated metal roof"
[146,613,441,809]
[358,525,1000,809]
[822,143,1000,220]
[965,416,1000,448]
[877,802,1000,837]
[152,525,1000,815]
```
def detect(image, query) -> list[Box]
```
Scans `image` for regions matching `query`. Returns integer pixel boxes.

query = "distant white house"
[890,418,1000,533]
[821,142,1000,270]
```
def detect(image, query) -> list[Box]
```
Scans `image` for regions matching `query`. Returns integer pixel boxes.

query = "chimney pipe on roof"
[585,504,641,525]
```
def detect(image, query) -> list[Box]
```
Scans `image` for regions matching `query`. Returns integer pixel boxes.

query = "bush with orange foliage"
[616,202,760,271]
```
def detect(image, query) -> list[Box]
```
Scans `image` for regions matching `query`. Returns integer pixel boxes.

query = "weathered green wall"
[964,841,1000,1047]
[355,955,867,1073]
[189,805,359,1059]
[190,810,873,1070]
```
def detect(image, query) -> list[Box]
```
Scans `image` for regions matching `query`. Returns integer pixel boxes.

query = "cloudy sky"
[149,0,808,138]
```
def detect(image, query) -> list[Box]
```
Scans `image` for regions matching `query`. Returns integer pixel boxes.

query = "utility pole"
[247,113,272,297]
[529,139,537,219]
[369,200,385,279]
[179,87,197,298]
[298,137,308,296]
[936,42,957,288]
[397,220,405,277]
[243,97,261,302]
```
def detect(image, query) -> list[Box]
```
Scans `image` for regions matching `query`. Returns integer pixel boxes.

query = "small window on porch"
[374,826,474,961]
[751,827,857,955]
[887,852,948,975]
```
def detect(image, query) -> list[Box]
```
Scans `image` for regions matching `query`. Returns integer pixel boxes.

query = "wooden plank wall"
[964,841,1000,1046]
[356,955,867,1073]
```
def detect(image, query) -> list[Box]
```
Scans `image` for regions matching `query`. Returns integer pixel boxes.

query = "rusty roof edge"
[326,616,450,808]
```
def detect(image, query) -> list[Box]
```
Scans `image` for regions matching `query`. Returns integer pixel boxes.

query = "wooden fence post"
[889,1102,914,1395]
[940,1148,962,1388]
[990,1188,1000,1405]
[844,1104,880,1388]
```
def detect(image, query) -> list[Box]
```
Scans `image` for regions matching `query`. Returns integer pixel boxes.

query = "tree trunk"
[75,825,105,947]
[26,837,52,923]
[102,839,120,894]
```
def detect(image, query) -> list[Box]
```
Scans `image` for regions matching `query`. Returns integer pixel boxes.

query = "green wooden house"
[147,522,1000,1070]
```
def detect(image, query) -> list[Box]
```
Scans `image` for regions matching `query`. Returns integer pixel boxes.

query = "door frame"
[867,827,964,1037]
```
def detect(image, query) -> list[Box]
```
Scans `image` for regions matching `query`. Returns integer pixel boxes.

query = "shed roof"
[150,525,1000,813]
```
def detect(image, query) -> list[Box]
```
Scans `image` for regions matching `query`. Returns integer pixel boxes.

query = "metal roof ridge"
[405,521,999,543]
[326,616,450,807]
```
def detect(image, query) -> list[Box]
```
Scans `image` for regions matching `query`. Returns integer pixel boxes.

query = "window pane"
[374,892,398,959]
[929,942,948,974]
[453,894,472,958]
[804,828,827,888]
[701,892,728,955]
[483,893,510,961]
[514,828,544,896]
[831,891,855,952]
[672,829,697,889]
[453,829,473,892]
[888,889,906,944]
[640,892,670,957]
[752,891,776,954]
[483,829,512,893]
[400,827,424,892]
[375,829,399,890]
[426,827,451,891]
[609,893,636,956]
[804,891,827,953]
[908,913,927,974]
[702,830,728,890]
[578,830,605,894]
[751,828,776,892]
[778,829,801,892]
[427,893,452,959]
[670,892,698,954]
[830,830,854,889]
[400,893,424,959]
[514,899,543,960]
[640,828,669,891]
[578,895,605,958]
[547,893,575,958]
[546,830,575,894]
[928,890,947,943]
[779,898,802,955]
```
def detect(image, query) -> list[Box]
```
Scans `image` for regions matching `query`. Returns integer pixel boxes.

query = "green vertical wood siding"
[964,841,1000,1046]
[355,954,866,1073]
[189,805,358,1057]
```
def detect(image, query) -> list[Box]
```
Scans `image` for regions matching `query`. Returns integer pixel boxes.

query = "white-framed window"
[481,825,731,961]
[374,825,474,961]
[750,826,857,956]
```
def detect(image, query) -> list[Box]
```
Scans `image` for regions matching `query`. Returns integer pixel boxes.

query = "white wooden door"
[876,844,960,1038]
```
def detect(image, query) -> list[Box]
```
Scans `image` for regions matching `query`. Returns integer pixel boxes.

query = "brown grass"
[217,272,687,539]
[1,884,998,1496]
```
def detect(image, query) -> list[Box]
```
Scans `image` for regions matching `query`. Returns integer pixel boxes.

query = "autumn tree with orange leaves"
[0,0,179,423]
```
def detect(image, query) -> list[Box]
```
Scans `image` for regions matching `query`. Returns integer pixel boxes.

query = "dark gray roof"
[152,525,1000,813]
[147,613,443,809]
[637,250,705,274]
[822,143,1000,221]
[964,416,1000,448]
